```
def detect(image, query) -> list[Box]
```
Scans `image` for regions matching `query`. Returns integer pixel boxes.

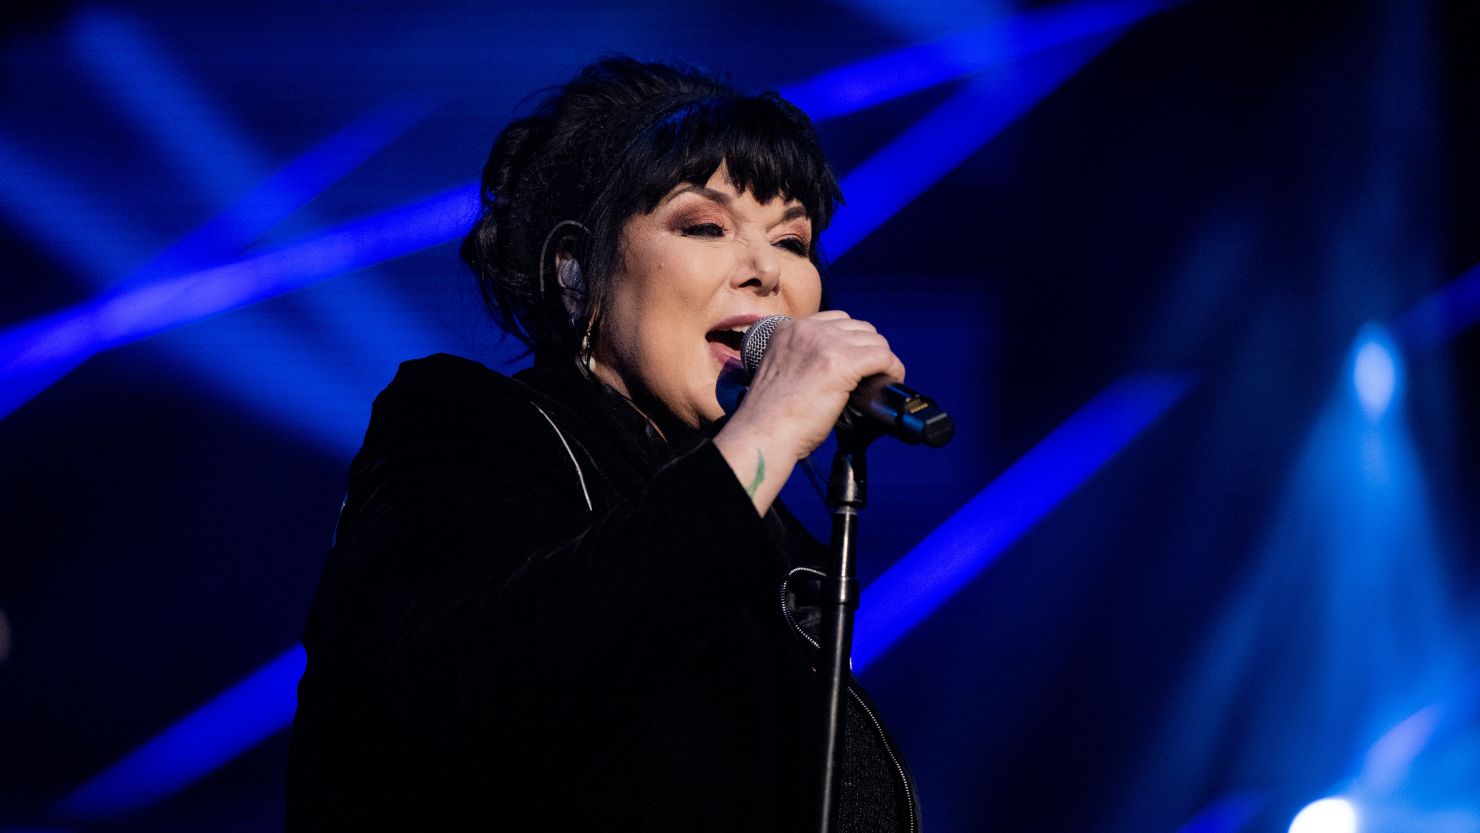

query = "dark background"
[2,0,1477,830]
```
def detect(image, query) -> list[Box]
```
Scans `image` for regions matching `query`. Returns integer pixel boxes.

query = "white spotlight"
[1351,324,1400,421]
[1289,797,1358,833]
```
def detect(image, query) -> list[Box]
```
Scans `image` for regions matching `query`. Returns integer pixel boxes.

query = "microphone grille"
[740,315,790,377]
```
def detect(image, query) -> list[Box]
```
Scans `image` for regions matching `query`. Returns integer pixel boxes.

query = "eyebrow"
[664,185,810,227]
[776,205,809,224]
[665,184,730,206]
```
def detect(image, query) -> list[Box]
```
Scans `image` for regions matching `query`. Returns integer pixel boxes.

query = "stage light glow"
[0,97,433,425]
[0,184,478,379]
[1351,324,1400,422]
[64,6,453,420]
[853,372,1195,671]
[52,645,306,821]
[0,135,155,280]
[126,98,438,288]
[835,0,1011,43]
[1289,798,1357,833]
[1362,704,1442,792]
[1175,792,1265,833]
[782,0,1173,121]
[69,7,269,206]
[826,29,1130,258]
[64,7,453,444]
[1392,260,1480,351]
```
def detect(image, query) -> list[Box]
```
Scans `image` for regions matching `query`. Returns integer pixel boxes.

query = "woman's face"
[591,163,822,433]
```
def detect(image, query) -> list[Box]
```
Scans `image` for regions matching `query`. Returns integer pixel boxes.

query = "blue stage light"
[1175,792,1266,833]
[51,645,306,821]
[1289,798,1357,833]
[853,373,1195,671]
[0,98,432,425]
[1351,324,1401,422]
[781,0,1174,122]
[0,135,155,280]
[827,33,1125,258]
[0,135,159,415]
[69,7,270,207]
[833,0,1009,43]
[1362,703,1442,792]
[0,184,478,380]
[127,98,437,288]
[1392,261,1480,352]
[63,6,453,445]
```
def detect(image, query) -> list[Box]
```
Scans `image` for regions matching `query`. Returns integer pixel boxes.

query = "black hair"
[459,56,843,359]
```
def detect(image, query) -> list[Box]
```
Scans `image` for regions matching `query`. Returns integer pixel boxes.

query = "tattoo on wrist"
[745,450,766,498]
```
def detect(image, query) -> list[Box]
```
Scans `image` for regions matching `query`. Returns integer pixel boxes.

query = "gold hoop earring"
[580,320,594,372]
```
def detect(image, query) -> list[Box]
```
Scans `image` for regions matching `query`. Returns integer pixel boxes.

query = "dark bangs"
[614,94,842,239]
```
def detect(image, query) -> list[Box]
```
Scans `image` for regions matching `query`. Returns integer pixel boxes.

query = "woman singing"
[286,56,921,832]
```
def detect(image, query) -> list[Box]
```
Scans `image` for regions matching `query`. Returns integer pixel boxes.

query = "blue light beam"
[128,98,438,287]
[827,33,1126,258]
[1,184,478,382]
[0,103,437,422]
[853,372,1196,671]
[68,6,271,207]
[52,645,306,821]
[1175,792,1266,833]
[782,0,1174,122]
[0,134,155,280]
[62,5,453,447]
[1392,260,1480,352]
[832,0,1011,44]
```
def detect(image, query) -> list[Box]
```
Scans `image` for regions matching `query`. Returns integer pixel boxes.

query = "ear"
[553,249,587,319]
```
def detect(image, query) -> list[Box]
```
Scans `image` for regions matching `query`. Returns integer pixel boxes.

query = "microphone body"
[736,315,954,448]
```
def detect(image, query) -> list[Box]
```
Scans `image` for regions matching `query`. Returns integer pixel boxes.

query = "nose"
[736,235,782,295]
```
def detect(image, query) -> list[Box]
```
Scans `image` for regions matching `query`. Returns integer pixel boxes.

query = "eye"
[682,222,726,238]
[776,237,810,257]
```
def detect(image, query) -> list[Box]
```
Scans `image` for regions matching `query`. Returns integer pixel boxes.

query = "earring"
[579,319,595,371]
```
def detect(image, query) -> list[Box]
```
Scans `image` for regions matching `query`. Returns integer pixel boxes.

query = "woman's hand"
[712,311,906,515]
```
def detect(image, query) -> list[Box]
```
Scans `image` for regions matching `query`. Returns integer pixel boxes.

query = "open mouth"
[706,328,744,351]
[705,327,746,367]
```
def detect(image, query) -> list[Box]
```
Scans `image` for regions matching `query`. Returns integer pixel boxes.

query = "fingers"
[752,310,901,386]
[853,340,905,385]
[728,310,908,462]
[804,310,876,333]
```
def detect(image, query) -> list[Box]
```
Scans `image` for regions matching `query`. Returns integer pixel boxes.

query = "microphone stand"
[811,417,884,833]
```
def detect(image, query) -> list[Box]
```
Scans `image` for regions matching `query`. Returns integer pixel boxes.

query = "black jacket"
[286,353,920,832]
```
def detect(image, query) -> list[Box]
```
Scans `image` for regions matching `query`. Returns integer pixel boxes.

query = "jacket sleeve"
[313,355,784,739]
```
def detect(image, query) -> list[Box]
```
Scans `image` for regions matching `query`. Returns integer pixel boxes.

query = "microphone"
[735,315,954,448]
